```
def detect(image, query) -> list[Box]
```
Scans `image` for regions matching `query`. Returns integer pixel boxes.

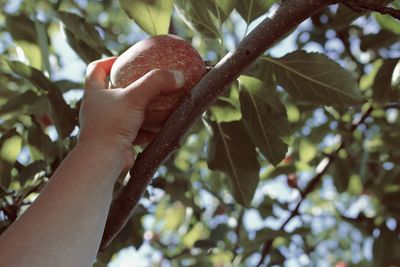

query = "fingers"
[124,69,185,109]
[132,130,156,145]
[85,57,117,91]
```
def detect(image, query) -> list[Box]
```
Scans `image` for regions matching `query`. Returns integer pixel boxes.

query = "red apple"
[110,35,207,132]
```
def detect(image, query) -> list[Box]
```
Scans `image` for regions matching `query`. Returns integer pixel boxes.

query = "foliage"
[0,0,399,266]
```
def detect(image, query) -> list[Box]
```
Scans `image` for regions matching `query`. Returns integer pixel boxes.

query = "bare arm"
[0,57,184,267]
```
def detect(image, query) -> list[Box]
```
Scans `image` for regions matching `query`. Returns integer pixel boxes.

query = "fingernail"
[171,70,185,87]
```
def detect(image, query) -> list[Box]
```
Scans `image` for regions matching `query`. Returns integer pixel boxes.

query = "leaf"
[373,58,399,103]
[64,28,101,64]
[373,225,400,266]
[299,139,316,163]
[331,158,351,193]
[57,11,112,56]
[330,0,394,30]
[210,97,242,123]
[194,239,217,249]
[7,60,76,138]
[0,128,22,164]
[27,119,57,162]
[0,129,21,188]
[17,160,47,186]
[119,0,173,36]
[206,0,237,22]
[0,90,43,117]
[269,51,363,106]
[258,196,274,218]
[5,14,37,43]
[175,0,220,38]
[360,30,399,52]
[375,13,400,34]
[207,121,260,207]
[239,75,289,165]
[236,0,275,23]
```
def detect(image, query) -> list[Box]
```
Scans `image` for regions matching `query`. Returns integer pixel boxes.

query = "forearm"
[0,141,125,267]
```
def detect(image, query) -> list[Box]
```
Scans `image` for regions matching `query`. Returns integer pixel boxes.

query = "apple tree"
[0,0,399,266]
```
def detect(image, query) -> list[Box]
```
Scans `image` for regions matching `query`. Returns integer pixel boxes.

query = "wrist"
[75,138,134,176]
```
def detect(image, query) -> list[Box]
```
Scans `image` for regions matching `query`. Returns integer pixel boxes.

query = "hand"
[79,57,184,170]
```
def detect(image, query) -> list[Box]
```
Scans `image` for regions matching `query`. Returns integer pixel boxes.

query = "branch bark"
[255,105,374,267]
[99,0,338,253]
[341,0,400,20]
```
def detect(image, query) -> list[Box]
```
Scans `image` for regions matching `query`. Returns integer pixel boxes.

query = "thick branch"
[99,0,337,253]
[341,0,400,20]
[256,105,374,267]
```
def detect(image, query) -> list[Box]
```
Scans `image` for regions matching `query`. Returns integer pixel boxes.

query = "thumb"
[124,69,185,110]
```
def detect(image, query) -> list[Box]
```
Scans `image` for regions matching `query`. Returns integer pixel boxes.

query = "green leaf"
[269,51,363,106]
[182,222,207,247]
[298,139,316,163]
[210,97,242,123]
[0,129,21,188]
[0,129,22,164]
[373,58,399,103]
[175,0,220,38]
[207,121,260,207]
[375,13,400,34]
[239,75,289,166]
[207,0,237,22]
[236,0,275,23]
[35,19,51,75]
[119,0,173,36]
[7,60,76,138]
[57,11,112,56]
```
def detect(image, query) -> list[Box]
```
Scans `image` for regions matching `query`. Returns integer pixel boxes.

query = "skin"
[0,57,184,267]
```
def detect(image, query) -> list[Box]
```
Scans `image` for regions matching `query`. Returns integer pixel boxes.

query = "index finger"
[85,57,117,91]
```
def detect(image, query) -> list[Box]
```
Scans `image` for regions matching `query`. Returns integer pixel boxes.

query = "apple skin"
[110,35,207,132]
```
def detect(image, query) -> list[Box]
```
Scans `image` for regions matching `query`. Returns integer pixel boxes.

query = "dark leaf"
[239,75,289,165]
[207,121,260,207]
[17,160,47,186]
[57,11,112,56]
[64,29,102,64]
[7,60,76,138]
[27,119,57,162]
[373,58,399,103]
[270,51,363,106]
[0,90,43,117]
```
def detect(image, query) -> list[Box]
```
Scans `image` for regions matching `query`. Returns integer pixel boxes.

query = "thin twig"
[256,105,374,267]
[341,0,400,20]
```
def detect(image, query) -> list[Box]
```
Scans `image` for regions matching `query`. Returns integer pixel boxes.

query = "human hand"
[79,57,185,169]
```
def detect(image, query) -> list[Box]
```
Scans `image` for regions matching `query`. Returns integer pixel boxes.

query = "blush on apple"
[110,34,207,132]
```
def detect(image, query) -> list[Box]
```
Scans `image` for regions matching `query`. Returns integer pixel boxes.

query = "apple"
[110,35,207,132]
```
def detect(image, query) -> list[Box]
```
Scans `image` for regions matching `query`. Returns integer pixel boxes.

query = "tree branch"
[255,105,374,267]
[98,0,338,253]
[341,0,400,20]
